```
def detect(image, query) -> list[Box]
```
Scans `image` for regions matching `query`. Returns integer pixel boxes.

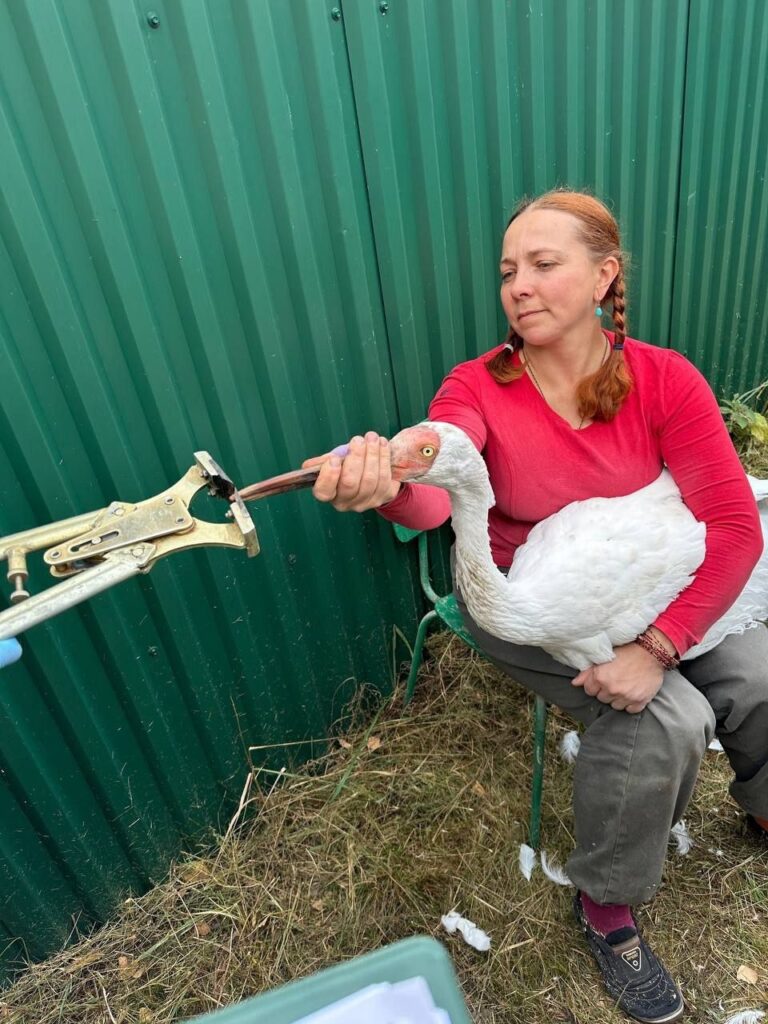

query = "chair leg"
[528,696,548,850]
[403,610,439,706]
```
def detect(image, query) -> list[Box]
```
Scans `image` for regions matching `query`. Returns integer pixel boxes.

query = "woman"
[306,190,767,1024]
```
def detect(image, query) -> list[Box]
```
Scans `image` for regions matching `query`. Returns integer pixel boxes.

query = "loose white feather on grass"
[670,819,693,855]
[540,851,572,886]
[559,730,581,764]
[519,843,537,880]
[440,911,491,952]
[723,1012,765,1024]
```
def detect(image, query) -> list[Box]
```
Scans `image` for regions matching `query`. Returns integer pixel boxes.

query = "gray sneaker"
[574,891,684,1023]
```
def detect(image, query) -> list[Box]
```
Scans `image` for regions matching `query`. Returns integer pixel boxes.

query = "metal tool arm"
[0,452,258,640]
[0,549,148,641]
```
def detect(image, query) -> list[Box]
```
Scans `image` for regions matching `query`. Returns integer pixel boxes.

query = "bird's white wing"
[502,474,705,658]
[685,495,768,658]
[748,474,768,501]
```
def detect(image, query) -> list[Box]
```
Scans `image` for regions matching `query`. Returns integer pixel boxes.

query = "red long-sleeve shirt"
[378,336,763,656]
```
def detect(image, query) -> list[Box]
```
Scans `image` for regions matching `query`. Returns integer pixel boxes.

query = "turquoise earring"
[595,304,603,317]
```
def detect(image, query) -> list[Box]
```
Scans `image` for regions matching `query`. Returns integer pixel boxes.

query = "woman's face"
[499,209,617,346]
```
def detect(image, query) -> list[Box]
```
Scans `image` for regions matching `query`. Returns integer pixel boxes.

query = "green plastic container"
[184,936,472,1023]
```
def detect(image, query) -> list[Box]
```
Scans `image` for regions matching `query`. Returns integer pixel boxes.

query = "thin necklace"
[523,336,610,430]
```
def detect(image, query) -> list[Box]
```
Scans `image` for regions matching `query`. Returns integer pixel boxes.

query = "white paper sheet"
[291,975,452,1024]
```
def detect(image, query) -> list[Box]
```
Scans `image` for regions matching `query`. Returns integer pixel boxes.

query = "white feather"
[519,843,537,880]
[670,819,693,855]
[396,422,768,670]
[440,910,491,952]
[540,851,573,886]
[559,730,581,764]
[723,1012,765,1024]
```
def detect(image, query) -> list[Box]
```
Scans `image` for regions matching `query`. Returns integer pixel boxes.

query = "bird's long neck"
[448,486,528,642]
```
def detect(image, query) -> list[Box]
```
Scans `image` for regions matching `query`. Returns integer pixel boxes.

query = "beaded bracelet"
[634,629,679,670]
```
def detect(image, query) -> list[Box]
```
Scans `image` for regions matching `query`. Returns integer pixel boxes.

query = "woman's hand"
[571,642,666,713]
[301,432,401,512]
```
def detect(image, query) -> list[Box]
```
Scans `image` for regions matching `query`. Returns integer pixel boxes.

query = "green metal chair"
[395,523,548,850]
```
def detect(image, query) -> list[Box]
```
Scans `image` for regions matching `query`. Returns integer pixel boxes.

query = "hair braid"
[576,264,632,421]
[610,268,627,348]
[485,326,525,381]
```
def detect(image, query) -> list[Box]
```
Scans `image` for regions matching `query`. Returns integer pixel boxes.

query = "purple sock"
[580,891,635,940]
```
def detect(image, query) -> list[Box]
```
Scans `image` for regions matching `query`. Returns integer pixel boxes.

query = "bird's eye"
[420,446,436,458]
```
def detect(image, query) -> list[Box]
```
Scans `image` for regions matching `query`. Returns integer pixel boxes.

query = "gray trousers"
[454,586,768,905]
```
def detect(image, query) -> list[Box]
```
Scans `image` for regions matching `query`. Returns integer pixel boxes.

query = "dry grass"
[1,634,766,1024]
[735,437,768,479]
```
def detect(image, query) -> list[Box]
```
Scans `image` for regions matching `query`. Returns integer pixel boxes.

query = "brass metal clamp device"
[0,452,259,641]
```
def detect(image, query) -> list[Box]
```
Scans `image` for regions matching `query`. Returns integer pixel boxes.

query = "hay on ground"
[1,633,766,1024]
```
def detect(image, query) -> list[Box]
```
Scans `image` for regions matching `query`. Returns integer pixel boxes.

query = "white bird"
[241,420,767,670]
[382,421,768,670]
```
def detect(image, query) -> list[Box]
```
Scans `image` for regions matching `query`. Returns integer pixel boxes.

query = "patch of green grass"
[722,379,768,476]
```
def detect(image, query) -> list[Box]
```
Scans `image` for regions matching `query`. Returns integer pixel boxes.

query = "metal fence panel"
[671,0,768,394]
[341,0,689,424]
[0,0,418,974]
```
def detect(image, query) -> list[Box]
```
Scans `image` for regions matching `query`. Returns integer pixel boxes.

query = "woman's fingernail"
[331,444,350,457]
[351,435,364,447]
[379,436,388,447]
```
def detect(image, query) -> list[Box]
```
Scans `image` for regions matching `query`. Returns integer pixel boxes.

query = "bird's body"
[389,421,768,669]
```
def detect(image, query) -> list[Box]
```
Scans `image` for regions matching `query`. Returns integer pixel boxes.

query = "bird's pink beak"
[239,467,321,502]
[238,436,417,503]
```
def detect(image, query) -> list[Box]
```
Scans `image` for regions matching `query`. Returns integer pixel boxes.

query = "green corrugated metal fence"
[342,0,691,423]
[672,0,768,394]
[0,0,766,977]
[0,0,419,974]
